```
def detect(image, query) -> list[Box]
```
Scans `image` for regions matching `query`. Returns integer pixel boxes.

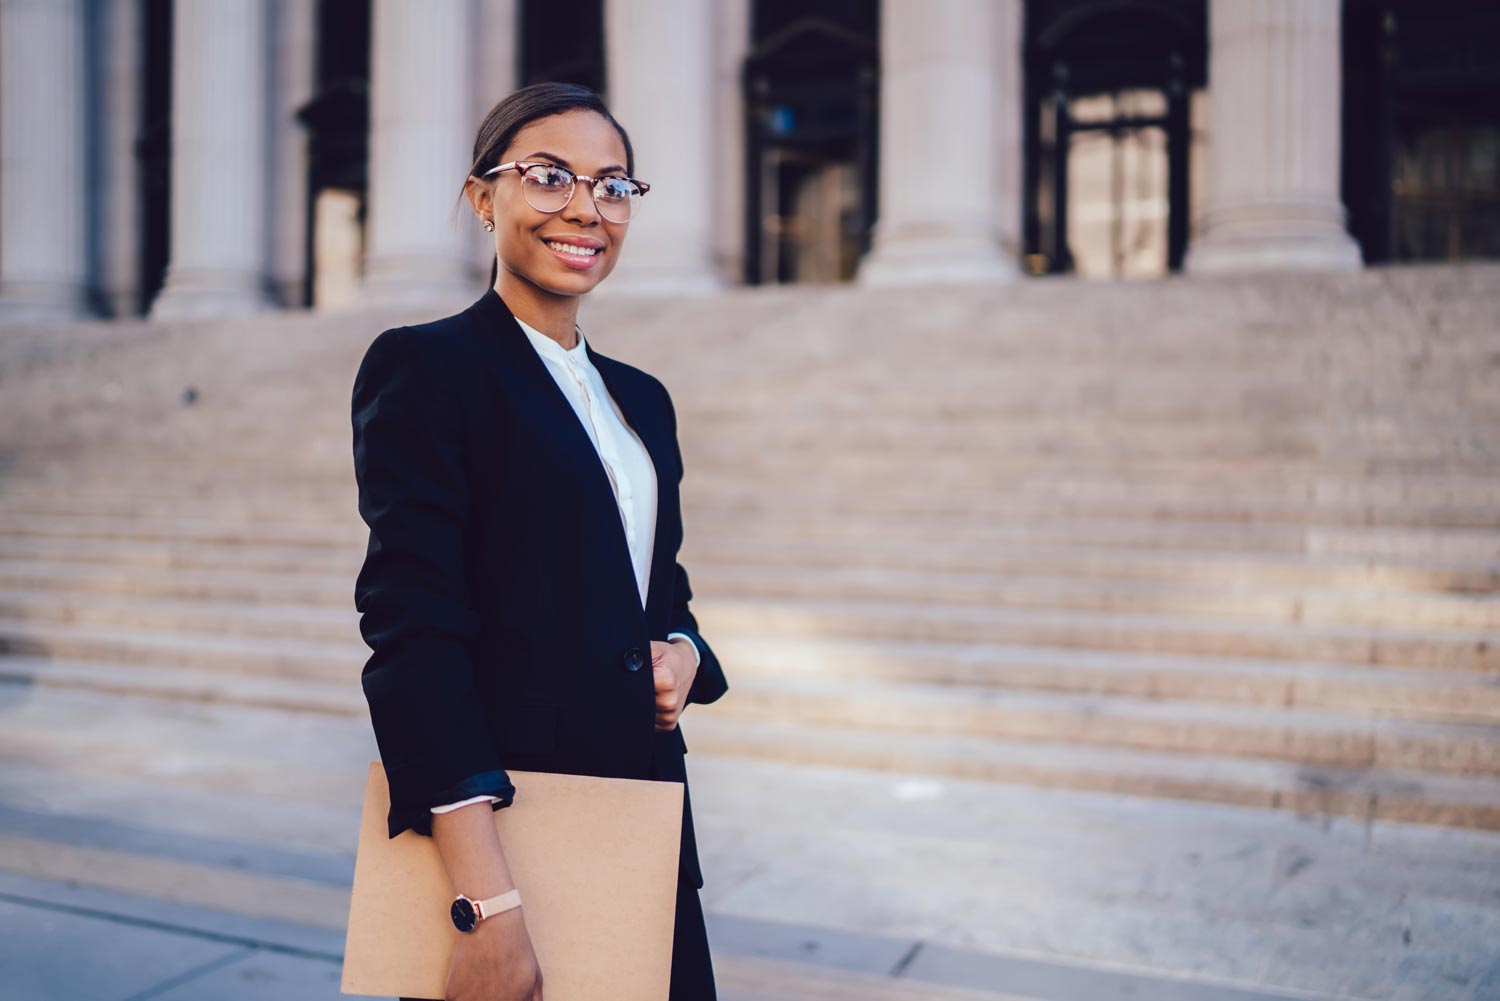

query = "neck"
[495,272,581,350]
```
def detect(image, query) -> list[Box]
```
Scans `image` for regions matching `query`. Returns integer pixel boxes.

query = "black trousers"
[401,862,716,1001]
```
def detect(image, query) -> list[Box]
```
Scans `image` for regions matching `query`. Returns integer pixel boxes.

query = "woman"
[351,82,728,1001]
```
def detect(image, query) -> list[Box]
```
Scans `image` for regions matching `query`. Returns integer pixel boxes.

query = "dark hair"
[457,82,635,287]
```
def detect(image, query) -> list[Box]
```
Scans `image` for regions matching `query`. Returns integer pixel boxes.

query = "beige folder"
[341,761,684,1000]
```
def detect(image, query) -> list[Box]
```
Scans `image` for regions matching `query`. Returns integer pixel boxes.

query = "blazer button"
[622,646,646,672]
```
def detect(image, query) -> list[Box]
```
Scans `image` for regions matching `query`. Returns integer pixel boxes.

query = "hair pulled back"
[459,82,635,287]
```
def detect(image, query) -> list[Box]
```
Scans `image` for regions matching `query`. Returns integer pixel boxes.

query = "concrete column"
[0,0,91,323]
[1185,0,1361,273]
[361,0,478,309]
[99,0,144,318]
[270,0,317,309]
[602,0,724,294]
[470,0,519,282]
[858,0,1019,286]
[151,0,275,319]
[713,0,751,283]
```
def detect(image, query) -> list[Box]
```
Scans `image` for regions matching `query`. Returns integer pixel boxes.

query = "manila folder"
[341,761,684,999]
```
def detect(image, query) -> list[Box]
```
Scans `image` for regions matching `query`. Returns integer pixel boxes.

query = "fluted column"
[858,0,1019,286]
[0,0,90,323]
[1185,0,1361,273]
[100,0,144,317]
[360,0,477,308]
[270,0,316,309]
[713,0,751,284]
[470,0,519,281]
[602,0,724,294]
[151,0,274,319]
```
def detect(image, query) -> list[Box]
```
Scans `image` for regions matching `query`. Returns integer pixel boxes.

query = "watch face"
[451,896,478,933]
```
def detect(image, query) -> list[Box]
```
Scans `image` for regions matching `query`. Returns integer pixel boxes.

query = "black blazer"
[351,287,728,889]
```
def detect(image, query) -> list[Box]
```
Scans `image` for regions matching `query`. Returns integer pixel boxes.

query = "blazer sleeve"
[660,382,729,706]
[352,326,515,839]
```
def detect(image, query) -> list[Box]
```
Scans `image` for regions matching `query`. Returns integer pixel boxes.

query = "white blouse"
[431,313,700,815]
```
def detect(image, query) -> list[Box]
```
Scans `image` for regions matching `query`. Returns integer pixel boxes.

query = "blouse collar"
[513,313,589,367]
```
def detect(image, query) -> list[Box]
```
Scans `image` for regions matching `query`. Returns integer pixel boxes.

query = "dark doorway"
[1343,1,1500,264]
[743,1,878,285]
[137,0,172,313]
[295,0,371,309]
[1023,0,1205,277]
[519,0,604,94]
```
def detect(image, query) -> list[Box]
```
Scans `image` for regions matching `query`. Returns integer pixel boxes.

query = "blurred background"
[0,1,1497,1000]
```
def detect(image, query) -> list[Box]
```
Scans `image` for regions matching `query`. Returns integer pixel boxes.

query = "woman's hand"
[444,906,543,1001]
[651,637,699,731]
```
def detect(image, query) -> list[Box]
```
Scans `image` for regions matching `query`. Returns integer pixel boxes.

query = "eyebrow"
[522,151,628,175]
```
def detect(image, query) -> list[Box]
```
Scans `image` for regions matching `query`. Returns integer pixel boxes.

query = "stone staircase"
[1,263,1498,842]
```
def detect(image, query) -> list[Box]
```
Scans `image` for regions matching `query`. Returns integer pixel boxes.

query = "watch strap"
[474,887,523,921]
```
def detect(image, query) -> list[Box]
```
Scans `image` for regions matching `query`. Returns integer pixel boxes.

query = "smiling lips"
[542,237,603,269]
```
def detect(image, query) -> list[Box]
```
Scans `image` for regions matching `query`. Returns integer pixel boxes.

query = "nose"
[560,177,601,226]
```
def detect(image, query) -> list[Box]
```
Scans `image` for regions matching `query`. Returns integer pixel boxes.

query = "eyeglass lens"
[520,163,641,222]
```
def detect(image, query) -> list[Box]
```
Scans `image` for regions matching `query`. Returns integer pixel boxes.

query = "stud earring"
[482,219,495,232]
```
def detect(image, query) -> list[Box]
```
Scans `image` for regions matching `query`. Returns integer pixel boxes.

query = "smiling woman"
[353,82,727,1001]
[456,88,647,335]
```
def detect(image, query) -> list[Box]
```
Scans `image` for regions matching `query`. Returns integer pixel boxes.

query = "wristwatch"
[450,887,523,933]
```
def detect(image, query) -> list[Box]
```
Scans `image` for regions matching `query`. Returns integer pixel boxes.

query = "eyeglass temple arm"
[482,161,648,193]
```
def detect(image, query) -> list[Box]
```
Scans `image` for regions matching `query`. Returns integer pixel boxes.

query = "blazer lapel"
[472,289,671,631]
[587,346,675,632]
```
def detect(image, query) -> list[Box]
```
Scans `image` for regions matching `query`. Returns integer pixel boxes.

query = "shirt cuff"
[667,631,701,669]
[430,794,501,814]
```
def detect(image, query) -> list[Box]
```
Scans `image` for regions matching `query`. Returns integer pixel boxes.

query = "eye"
[596,177,636,202]
[523,164,571,189]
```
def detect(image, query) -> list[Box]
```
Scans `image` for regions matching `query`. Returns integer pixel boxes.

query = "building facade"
[0,0,1495,322]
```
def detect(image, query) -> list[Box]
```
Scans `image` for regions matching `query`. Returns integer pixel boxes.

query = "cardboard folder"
[341,761,683,1000]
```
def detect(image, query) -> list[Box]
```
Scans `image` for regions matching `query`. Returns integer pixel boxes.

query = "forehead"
[506,109,629,172]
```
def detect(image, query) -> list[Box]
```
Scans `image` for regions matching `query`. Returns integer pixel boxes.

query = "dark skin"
[434,109,698,1001]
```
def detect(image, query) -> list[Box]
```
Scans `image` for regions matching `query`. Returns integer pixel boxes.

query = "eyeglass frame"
[480,160,650,221]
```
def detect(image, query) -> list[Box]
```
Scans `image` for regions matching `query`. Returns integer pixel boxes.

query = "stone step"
[6,509,1500,566]
[0,514,360,549]
[0,590,360,643]
[0,620,351,683]
[0,654,363,717]
[0,534,361,575]
[2,531,1497,599]
[710,634,1500,724]
[12,464,1500,506]
[3,583,1497,675]
[683,452,1500,488]
[5,634,1496,779]
[11,479,1500,532]
[688,566,1500,630]
[6,604,1496,728]
[680,542,1500,600]
[683,714,1500,832]
[4,652,1497,840]
[709,673,1500,777]
[3,556,1496,633]
[714,953,1029,1001]
[685,490,1500,532]
[695,598,1500,673]
[3,588,1497,673]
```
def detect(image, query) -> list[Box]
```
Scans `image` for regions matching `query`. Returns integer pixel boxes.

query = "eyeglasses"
[482,160,650,223]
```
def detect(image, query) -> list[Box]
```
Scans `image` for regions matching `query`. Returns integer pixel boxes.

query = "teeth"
[546,240,598,258]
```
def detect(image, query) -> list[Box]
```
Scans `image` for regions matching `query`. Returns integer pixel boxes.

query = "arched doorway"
[137,0,173,314]
[1343,0,1500,263]
[295,0,371,310]
[1023,0,1206,278]
[742,2,878,285]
